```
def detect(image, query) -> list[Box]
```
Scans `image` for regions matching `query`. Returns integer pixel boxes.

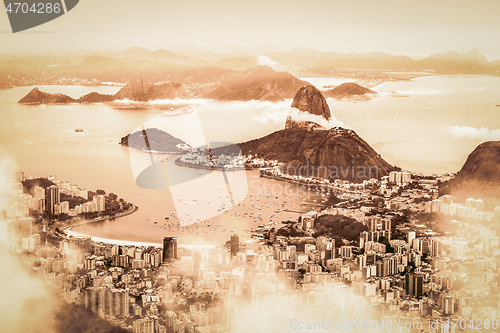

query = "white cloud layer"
[256,55,283,70]
[443,125,500,140]
[253,106,346,129]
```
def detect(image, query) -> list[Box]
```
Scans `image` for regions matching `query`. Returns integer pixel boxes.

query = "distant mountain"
[3,47,500,89]
[417,49,489,72]
[214,57,257,71]
[61,55,234,85]
[214,126,394,182]
[120,128,190,153]
[265,48,494,74]
[323,82,377,99]
[267,48,416,70]
[202,65,308,101]
[122,46,153,58]
[18,66,308,103]
[18,87,76,104]
[114,79,193,101]
[112,47,212,67]
[285,85,331,129]
[440,141,500,206]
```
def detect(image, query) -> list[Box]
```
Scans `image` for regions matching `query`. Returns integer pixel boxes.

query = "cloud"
[443,125,500,140]
[252,104,347,129]
[0,149,60,333]
[232,283,380,333]
[256,55,283,70]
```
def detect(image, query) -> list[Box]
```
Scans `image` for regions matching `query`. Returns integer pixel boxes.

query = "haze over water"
[1,75,499,245]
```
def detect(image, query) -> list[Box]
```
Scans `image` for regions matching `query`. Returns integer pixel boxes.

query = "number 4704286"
[5,2,61,14]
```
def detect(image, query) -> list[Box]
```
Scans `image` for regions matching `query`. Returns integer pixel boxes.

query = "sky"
[1,0,500,60]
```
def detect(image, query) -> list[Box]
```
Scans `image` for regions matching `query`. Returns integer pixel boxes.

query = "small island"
[323,82,377,100]
[18,87,77,104]
[120,128,191,153]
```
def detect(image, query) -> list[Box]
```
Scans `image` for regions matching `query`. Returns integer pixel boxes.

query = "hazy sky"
[1,0,500,60]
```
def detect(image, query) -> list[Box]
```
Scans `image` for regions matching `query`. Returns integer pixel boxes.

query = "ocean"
[1,75,499,245]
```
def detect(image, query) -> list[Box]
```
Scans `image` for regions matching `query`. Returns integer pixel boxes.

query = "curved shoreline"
[61,204,138,232]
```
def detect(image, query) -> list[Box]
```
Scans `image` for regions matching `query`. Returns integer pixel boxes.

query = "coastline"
[62,204,138,231]
[64,229,216,250]
[62,204,216,249]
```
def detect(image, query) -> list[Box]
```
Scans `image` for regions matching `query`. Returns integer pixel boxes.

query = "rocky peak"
[114,78,151,101]
[285,85,332,129]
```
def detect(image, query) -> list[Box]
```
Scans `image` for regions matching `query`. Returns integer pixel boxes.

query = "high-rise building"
[383,219,391,231]
[12,218,33,238]
[93,194,105,212]
[68,236,92,254]
[340,246,352,259]
[163,237,178,262]
[33,185,45,201]
[465,198,475,208]
[407,231,416,246]
[230,234,239,257]
[14,171,24,183]
[431,238,440,257]
[368,216,380,232]
[133,317,154,333]
[45,185,60,215]
[404,273,423,298]
[494,206,500,230]
[444,295,454,315]
[475,199,485,212]
[389,171,397,183]
[401,171,411,184]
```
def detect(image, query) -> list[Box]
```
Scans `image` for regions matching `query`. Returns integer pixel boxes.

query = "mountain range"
[268,47,495,74]
[18,66,311,103]
[3,47,500,89]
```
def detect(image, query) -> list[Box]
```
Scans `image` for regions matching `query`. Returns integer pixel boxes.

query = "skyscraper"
[45,185,60,215]
[404,272,423,298]
[475,199,485,212]
[494,206,500,230]
[133,317,154,333]
[69,236,92,254]
[407,231,416,246]
[12,217,33,238]
[163,237,178,262]
[14,171,24,183]
[93,194,105,212]
[465,198,475,208]
[230,234,239,257]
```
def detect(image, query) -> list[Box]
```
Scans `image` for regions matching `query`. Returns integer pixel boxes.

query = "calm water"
[1,75,499,244]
